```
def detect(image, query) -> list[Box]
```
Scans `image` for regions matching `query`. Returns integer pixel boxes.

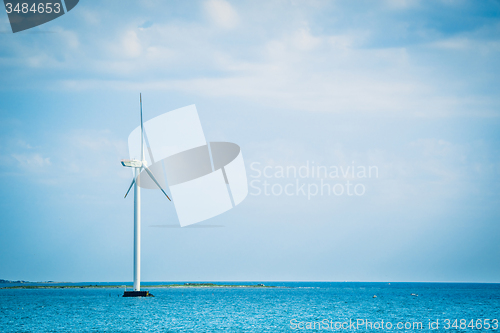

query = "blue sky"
[0,0,499,283]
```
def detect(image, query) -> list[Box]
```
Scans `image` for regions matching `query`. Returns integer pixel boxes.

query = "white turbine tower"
[120,94,171,297]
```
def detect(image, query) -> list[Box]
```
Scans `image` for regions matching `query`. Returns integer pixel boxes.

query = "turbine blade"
[143,166,171,201]
[140,93,144,162]
[124,178,135,198]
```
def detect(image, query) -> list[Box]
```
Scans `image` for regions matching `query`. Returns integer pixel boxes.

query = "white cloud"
[204,0,239,29]
[1,129,129,185]
[2,1,500,118]
[45,18,496,117]
[121,30,142,58]
[12,153,51,169]
[384,0,419,9]
[60,130,131,182]
[77,8,101,26]
[430,38,470,50]
[291,27,322,51]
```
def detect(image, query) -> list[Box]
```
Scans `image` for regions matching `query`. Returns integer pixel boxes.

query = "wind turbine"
[121,93,171,297]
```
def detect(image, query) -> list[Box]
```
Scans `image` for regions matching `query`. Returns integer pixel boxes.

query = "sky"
[0,0,499,283]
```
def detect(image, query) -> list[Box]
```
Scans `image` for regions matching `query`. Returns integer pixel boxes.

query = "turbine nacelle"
[121,159,143,168]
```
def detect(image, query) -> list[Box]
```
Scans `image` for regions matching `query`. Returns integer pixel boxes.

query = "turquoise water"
[0,282,499,332]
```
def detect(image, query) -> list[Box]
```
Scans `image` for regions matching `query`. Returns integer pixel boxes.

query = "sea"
[0,282,499,332]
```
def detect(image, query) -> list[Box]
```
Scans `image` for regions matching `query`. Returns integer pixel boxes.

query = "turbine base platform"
[123,290,154,297]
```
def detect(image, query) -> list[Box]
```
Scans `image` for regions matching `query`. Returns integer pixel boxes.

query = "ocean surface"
[0,282,499,332]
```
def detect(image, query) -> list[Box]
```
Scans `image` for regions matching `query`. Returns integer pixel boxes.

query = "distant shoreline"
[2,279,499,287]
[0,283,277,290]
